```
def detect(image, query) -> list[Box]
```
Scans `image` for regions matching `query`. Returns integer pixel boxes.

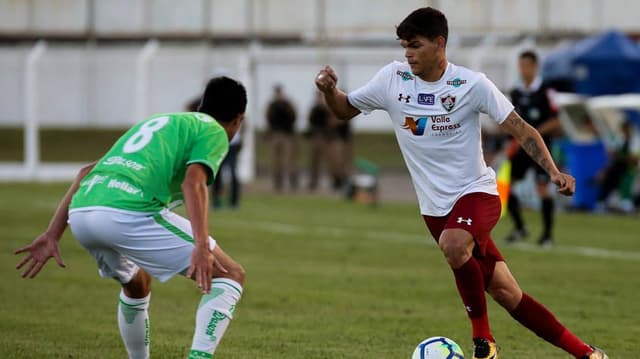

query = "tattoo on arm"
[522,137,552,174]
[503,111,556,175]
[506,112,526,130]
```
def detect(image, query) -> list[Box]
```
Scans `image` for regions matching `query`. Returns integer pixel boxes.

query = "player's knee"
[123,270,152,298]
[439,239,471,269]
[217,262,245,285]
[231,263,246,285]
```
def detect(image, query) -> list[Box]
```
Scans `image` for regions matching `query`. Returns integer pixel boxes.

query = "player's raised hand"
[15,232,66,279]
[551,172,575,196]
[315,65,338,93]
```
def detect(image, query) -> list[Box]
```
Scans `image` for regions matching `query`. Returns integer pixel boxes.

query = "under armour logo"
[457,217,472,226]
[398,93,411,103]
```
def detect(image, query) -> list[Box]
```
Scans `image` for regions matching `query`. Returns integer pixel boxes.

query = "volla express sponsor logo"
[402,115,461,136]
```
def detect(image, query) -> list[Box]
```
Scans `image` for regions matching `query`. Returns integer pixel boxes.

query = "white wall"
[2,0,640,36]
[0,44,399,131]
[94,0,147,35]
[0,0,29,32]
[0,0,635,131]
[1,42,547,132]
[0,46,27,123]
[32,0,87,34]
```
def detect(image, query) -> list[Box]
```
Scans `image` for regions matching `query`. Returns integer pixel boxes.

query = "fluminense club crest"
[440,95,456,112]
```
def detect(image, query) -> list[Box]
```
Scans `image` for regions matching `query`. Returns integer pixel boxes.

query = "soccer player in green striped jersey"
[15,77,247,359]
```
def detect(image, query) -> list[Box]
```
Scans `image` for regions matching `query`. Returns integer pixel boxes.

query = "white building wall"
[437,0,493,32]
[546,0,599,32]
[600,0,640,31]
[36,47,90,126]
[254,0,317,35]
[210,0,249,35]
[0,46,27,123]
[325,0,425,35]
[150,0,204,34]
[92,47,139,126]
[0,0,30,32]
[94,0,147,35]
[0,0,638,131]
[1,0,639,36]
[31,0,88,34]
[490,0,541,32]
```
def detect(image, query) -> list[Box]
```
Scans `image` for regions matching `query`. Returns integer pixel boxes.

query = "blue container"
[560,141,608,210]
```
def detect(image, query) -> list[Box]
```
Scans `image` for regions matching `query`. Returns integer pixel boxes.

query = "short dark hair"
[186,96,201,112]
[396,7,448,44]
[519,50,538,64]
[198,76,247,123]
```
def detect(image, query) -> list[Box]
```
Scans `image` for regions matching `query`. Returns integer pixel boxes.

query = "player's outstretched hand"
[315,65,338,93]
[551,172,575,196]
[15,232,66,279]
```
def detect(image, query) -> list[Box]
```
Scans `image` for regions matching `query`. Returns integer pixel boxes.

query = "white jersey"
[348,61,514,216]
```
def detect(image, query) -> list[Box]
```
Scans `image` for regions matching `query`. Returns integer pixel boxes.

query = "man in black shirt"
[307,92,333,191]
[506,51,562,246]
[266,84,298,191]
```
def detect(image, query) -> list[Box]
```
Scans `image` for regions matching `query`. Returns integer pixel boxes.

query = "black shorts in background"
[510,149,550,184]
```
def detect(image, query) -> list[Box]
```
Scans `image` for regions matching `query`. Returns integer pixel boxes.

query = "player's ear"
[235,113,245,126]
[437,36,446,49]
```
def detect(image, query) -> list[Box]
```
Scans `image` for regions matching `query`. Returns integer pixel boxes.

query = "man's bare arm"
[499,110,575,195]
[15,161,96,278]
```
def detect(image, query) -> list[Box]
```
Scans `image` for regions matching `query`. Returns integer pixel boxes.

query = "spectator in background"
[266,84,298,192]
[505,50,562,247]
[213,130,243,209]
[328,112,353,191]
[595,120,638,213]
[187,97,243,209]
[307,91,334,191]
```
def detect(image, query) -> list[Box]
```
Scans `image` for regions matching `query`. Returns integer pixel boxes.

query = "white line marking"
[217,219,640,261]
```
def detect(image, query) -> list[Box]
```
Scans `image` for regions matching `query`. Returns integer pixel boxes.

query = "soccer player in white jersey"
[15,77,247,359]
[315,7,607,359]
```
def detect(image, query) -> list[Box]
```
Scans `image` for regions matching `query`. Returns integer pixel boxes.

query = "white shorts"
[68,207,216,284]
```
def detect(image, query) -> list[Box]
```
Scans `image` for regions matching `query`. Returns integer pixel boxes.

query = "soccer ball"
[411,336,464,359]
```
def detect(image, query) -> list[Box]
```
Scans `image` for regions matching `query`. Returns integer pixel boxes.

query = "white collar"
[518,76,542,93]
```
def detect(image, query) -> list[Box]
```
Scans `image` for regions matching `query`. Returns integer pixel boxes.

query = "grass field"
[1,183,639,358]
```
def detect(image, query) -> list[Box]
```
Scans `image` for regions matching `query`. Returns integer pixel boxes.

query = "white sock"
[118,290,150,359]
[188,278,243,359]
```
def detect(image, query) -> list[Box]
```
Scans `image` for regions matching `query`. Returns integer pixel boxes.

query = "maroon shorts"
[423,192,504,285]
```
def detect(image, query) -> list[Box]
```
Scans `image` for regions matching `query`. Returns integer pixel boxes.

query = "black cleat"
[505,227,529,243]
[581,346,608,359]
[472,338,498,359]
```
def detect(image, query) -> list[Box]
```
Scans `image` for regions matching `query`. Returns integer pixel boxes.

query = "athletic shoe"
[581,346,608,359]
[538,236,554,248]
[472,338,498,359]
[505,227,528,243]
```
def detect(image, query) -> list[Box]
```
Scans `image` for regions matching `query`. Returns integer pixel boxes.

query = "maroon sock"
[510,293,592,358]
[452,257,493,341]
